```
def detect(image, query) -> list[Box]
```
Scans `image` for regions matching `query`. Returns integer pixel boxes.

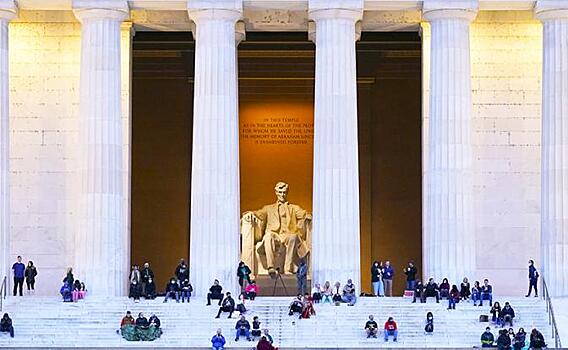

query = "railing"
[542,277,562,348]
[0,276,6,312]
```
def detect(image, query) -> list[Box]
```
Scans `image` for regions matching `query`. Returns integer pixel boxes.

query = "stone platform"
[0,295,553,348]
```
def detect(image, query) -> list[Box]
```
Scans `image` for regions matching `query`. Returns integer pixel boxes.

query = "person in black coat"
[163,278,180,303]
[175,259,189,285]
[237,261,252,289]
[529,328,546,349]
[141,262,155,298]
[499,302,515,327]
[412,281,424,303]
[403,261,417,290]
[422,278,440,303]
[460,277,471,300]
[24,261,38,294]
[135,312,149,329]
[207,280,223,306]
[234,315,251,342]
[149,314,161,328]
[180,279,193,303]
[526,260,539,297]
[216,292,235,319]
[496,329,511,350]
[0,313,14,338]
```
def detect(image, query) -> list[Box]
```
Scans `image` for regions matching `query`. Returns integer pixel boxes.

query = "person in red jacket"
[384,317,398,342]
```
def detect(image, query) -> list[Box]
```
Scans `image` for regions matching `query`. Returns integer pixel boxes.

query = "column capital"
[187,0,242,23]
[73,0,129,23]
[0,0,17,21]
[423,0,478,22]
[308,0,363,22]
[535,1,568,22]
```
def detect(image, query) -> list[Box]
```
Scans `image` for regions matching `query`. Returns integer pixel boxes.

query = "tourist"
[263,329,274,344]
[371,260,384,297]
[500,302,515,327]
[234,315,252,342]
[215,292,235,319]
[439,278,450,299]
[424,312,434,333]
[301,293,315,319]
[383,261,394,297]
[0,313,14,338]
[129,264,141,302]
[207,279,223,306]
[460,277,471,300]
[211,328,226,350]
[237,261,252,290]
[490,302,502,324]
[236,293,247,315]
[422,278,440,303]
[480,279,493,306]
[342,278,357,305]
[163,277,180,303]
[383,317,398,342]
[472,280,481,306]
[128,312,160,341]
[244,280,259,300]
[365,315,378,338]
[448,285,460,310]
[496,329,511,350]
[481,326,495,348]
[332,281,343,304]
[513,328,526,350]
[180,279,193,303]
[412,280,424,303]
[321,281,333,304]
[311,282,322,303]
[508,328,515,341]
[120,311,135,328]
[63,267,74,286]
[403,261,417,291]
[24,261,37,295]
[72,279,85,302]
[526,260,539,297]
[12,256,25,297]
[60,281,72,302]
[251,316,262,340]
[529,328,546,349]
[136,312,149,329]
[288,294,304,317]
[297,258,308,295]
[175,258,189,285]
[256,336,274,350]
[141,262,154,298]
[149,313,161,330]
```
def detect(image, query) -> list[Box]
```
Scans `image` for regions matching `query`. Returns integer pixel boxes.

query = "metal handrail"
[0,276,6,312]
[542,277,562,348]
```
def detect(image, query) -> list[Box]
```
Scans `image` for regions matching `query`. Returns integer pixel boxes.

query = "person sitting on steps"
[460,277,471,300]
[0,313,14,338]
[216,292,235,319]
[412,280,424,303]
[234,315,252,342]
[472,280,481,306]
[342,279,357,306]
[332,281,343,304]
[251,316,262,340]
[439,278,450,299]
[448,284,460,310]
[207,279,223,306]
[244,280,259,300]
[500,302,515,327]
[365,315,378,338]
[321,281,333,304]
[311,282,322,303]
[211,328,226,350]
[490,302,502,325]
[384,317,398,342]
[163,277,180,303]
[289,294,304,317]
[424,312,434,334]
[180,279,193,303]
[480,279,493,307]
[422,278,440,303]
[301,293,316,319]
[481,326,495,348]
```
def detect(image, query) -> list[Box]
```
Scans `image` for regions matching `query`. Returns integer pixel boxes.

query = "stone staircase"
[0,295,552,348]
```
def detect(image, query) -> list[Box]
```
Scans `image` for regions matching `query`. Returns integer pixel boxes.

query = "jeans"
[164,291,180,303]
[235,329,250,340]
[448,298,457,309]
[342,294,357,305]
[480,293,492,306]
[406,280,416,291]
[298,278,307,295]
[181,291,191,302]
[372,281,385,296]
[212,347,224,350]
[13,277,24,296]
[384,330,398,341]
[384,279,393,296]
[322,295,332,304]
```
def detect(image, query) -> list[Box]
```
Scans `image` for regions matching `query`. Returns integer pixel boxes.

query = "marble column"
[0,1,15,284]
[309,0,363,291]
[73,0,128,296]
[423,1,478,284]
[536,1,568,297]
[188,0,242,297]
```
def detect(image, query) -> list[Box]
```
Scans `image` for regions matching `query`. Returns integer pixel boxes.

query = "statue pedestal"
[254,275,312,297]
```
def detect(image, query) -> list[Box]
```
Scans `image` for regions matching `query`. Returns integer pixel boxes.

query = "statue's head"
[274,181,289,203]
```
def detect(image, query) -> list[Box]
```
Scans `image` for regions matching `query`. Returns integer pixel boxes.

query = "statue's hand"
[243,211,258,223]
[306,213,313,221]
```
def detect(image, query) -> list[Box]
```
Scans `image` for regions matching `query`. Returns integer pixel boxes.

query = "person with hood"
[141,262,155,298]
[481,327,495,348]
[175,259,189,285]
[529,328,546,349]
[371,260,384,297]
[500,302,515,327]
[120,311,135,328]
[180,279,193,303]
[497,329,512,350]
[342,278,357,306]
[513,328,527,350]
[448,285,460,310]
[216,292,235,319]
[211,328,226,350]
[163,277,180,303]
[24,261,38,295]
[526,260,539,297]
[384,317,398,342]
[237,261,252,290]
[234,315,252,342]
[0,313,13,337]
[424,312,434,334]
[256,336,274,350]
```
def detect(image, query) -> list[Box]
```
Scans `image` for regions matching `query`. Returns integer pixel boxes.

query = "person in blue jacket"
[211,328,226,350]
[383,261,394,297]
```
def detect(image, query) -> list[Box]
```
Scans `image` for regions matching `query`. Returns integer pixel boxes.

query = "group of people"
[411,277,495,308]
[119,311,162,341]
[481,326,546,349]
[211,325,275,350]
[309,279,358,306]
[11,256,37,296]
[370,260,401,297]
[60,268,87,302]
[364,315,399,342]
[129,259,191,302]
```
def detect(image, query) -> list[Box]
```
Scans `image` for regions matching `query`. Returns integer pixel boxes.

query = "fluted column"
[536,1,568,297]
[423,1,478,284]
[73,0,128,296]
[0,1,15,284]
[309,0,362,291]
[188,0,242,297]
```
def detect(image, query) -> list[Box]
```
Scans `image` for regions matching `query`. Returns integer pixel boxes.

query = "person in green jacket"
[481,326,495,348]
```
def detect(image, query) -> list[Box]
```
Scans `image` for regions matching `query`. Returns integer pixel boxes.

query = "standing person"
[296,258,308,295]
[403,261,417,291]
[12,256,25,297]
[237,261,252,290]
[63,267,74,286]
[141,262,154,298]
[371,261,384,297]
[129,264,141,302]
[24,261,37,295]
[211,328,226,350]
[526,260,539,297]
[383,261,394,297]
[175,259,189,285]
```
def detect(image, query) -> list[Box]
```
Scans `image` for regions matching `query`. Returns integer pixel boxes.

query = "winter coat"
[24,266,37,283]
[211,335,226,348]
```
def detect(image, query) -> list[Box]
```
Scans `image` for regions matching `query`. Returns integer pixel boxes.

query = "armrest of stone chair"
[240,216,256,274]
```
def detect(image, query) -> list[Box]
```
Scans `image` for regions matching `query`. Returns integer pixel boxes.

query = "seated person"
[144,278,156,300]
[342,279,357,306]
[207,279,223,306]
[332,281,343,304]
[496,329,511,350]
[244,280,259,300]
[163,277,180,303]
[481,327,495,348]
[263,329,274,344]
[119,311,137,340]
[301,293,316,319]
[60,281,72,302]
[0,313,14,338]
[236,293,247,315]
[256,336,275,350]
[472,281,481,306]
[439,278,450,299]
[480,279,493,306]
[529,328,546,349]
[448,285,460,310]
[215,292,235,319]
[322,281,333,304]
[251,316,262,339]
[424,312,434,334]
[120,311,135,328]
[460,277,471,300]
[136,312,149,330]
[132,312,161,341]
[422,278,440,303]
[72,280,83,302]
[384,317,398,342]
[412,281,424,303]
[499,302,515,327]
[211,328,226,350]
[513,328,526,350]
[365,315,378,338]
[289,295,304,316]
[490,302,502,324]
[180,279,193,303]
[234,315,251,342]
[311,283,322,303]
[149,314,161,329]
